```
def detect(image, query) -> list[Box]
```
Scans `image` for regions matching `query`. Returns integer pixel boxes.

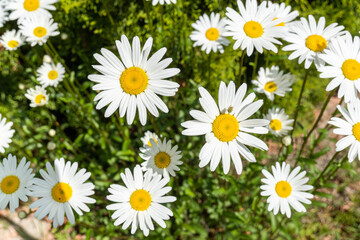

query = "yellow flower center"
[23,0,40,12]
[264,81,277,93]
[8,40,19,49]
[129,189,152,211]
[305,34,327,52]
[205,28,220,41]
[120,67,149,95]
[51,182,73,203]
[270,119,282,131]
[154,152,171,169]
[48,70,58,80]
[212,114,239,142]
[1,175,20,194]
[341,59,360,81]
[147,138,158,147]
[273,17,285,27]
[33,27,47,38]
[243,21,264,38]
[275,180,292,198]
[35,94,45,104]
[352,122,360,141]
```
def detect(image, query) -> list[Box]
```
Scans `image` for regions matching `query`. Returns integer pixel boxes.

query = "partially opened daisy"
[0,114,15,153]
[181,81,269,175]
[0,154,34,212]
[266,2,299,30]
[88,35,180,125]
[30,158,95,227]
[264,108,294,137]
[190,12,230,54]
[106,165,176,236]
[140,138,182,178]
[0,30,23,51]
[282,15,344,69]
[25,86,49,107]
[148,0,176,5]
[261,162,313,218]
[37,62,65,88]
[252,66,296,101]
[7,0,58,23]
[0,4,8,28]
[141,131,159,147]
[224,0,284,56]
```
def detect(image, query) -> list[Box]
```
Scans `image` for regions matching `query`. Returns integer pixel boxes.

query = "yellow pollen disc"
[23,0,40,12]
[120,67,149,95]
[212,114,239,142]
[154,152,171,169]
[48,70,58,80]
[270,119,282,131]
[352,122,360,141]
[264,81,277,93]
[243,21,264,38]
[1,175,20,194]
[305,34,327,52]
[147,138,158,147]
[130,189,152,211]
[275,181,292,198]
[51,182,73,203]
[35,94,45,104]
[273,17,285,27]
[341,59,360,81]
[33,27,47,38]
[205,27,220,41]
[8,40,19,49]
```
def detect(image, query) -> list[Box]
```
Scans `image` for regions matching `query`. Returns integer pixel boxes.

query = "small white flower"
[264,108,294,137]
[0,4,8,27]
[37,62,65,88]
[48,129,56,137]
[140,131,159,147]
[0,30,23,51]
[266,2,299,33]
[0,114,15,153]
[148,0,176,5]
[25,86,49,107]
[47,141,56,150]
[7,0,58,23]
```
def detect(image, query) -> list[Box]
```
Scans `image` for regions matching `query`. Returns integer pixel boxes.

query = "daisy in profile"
[88,35,180,125]
[282,15,344,69]
[181,81,269,175]
[25,86,49,107]
[140,138,182,178]
[30,158,95,227]
[148,0,176,5]
[7,0,58,23]
[0,30,23,51]
[37,62,65,88]
[0,4,8,28]
[252,66,296,101]
[267,2,299,30]
[261,162,313,218]
[225,0,285,56]
[190,12,230,54]
[141,131,159,147]
[318,33,360,103]
[19,14,59,46]
[0,114,15,153]
[0,154,34,212]
[264,108,294,137]
[107,165,176,236]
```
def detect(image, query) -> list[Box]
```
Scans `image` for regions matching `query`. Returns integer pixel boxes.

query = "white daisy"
[318,33,360,103]
[148,0,176,5]
[282,15,345,69]
[190,12,230,54]
[0,4,8,27]
[30,158,95,227]
[88,35,180,125]
[7,0,58,23]
[251,65,296,101]
[0,114,15,154]
[264,107,294,137]
[261,162,313,218]
[140,131,159,147]
[224,0,285,56]
[140,138,182,178]
[0,154,34,212]
[266,2,299,30]
[181,81,269,175]
[19,14,59,46]
[37,62,65,88]
[106,165,176,236]
[0,30,24,51]
[25,85,49,107]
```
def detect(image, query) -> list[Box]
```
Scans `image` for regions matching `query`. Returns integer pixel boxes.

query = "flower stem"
[238,51,245,85]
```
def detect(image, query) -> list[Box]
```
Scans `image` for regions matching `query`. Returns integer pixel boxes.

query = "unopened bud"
[282,136,292,146]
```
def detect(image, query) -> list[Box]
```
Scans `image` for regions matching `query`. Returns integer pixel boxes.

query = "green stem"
[252,51,259,80]
[150,115,161,137]
[143,0,154,36]
[311,151,339,188]
[238,51,245,85]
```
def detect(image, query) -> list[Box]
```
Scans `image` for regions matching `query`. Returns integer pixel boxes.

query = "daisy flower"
[318,33,360,103]
[266,2,299,30]
[261,162,313,218]
[148,0,176,5]
[106,165,176,236]
[25,86,49,107]
[7,0,58,23]
[30,158,95,227]
[19,14,59,46]
[251,66,296,101]
[264,108,294,137]
[0,30,23,51]
[0,4,8,28]
[0,154,34,212]
[0,114,15,153]
[37,62,65,88]
[88,35,180,125]
[282,15,344,69]
[181,81,269,175]
[140,138,182,178]
[190,12,230,54]
[141,131,159,147]
[224,0,285,56]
